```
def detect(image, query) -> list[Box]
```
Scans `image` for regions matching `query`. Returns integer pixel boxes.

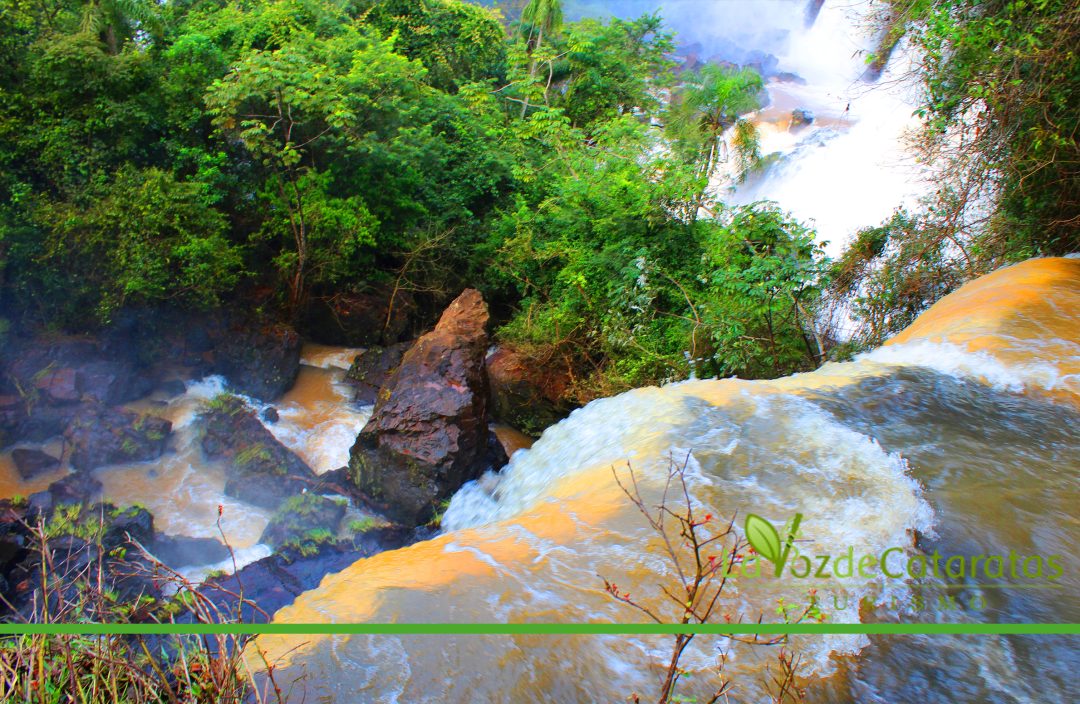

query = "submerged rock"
[791,108,815,127]
[65,405,172,472]
[200,395,318,509]
[348,289,504,526]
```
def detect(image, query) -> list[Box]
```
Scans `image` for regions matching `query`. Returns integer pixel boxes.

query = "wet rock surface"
[200,395,319,509]
[151,534,231,569]
[259,493,347,550]
[300,288,417,347]
[198,526,413,623]
[344,341,410,404]
[212,321,302,401]
[65,405,172,472]
[348,289,505,526]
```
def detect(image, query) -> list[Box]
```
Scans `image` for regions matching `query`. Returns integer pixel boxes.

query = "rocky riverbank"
[0,289,561,624]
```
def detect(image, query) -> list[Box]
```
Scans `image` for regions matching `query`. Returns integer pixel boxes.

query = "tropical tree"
[518,0,563,116]
[80,0,163,54]
[666,64,763,215]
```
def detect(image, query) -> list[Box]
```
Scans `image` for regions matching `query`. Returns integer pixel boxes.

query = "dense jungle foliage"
[0,0,1074,402]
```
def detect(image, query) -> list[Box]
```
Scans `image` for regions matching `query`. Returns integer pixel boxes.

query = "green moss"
[348,517,378,533]
[235,444,272,468]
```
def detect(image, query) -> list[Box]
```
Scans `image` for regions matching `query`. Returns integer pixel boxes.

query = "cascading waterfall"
[253,257,1080,703]
[724,1,930,256]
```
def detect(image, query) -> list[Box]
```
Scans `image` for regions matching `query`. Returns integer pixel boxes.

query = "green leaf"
[744,513,782,565]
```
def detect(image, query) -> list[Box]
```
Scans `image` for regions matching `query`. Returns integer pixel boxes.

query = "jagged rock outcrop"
[348,289,504,525]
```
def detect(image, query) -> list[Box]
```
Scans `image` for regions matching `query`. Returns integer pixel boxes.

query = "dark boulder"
[11,448,61,480]
[103,505,155,551]
[4,337,156,408]
[300,288,416,347]
[348,289,505,526]
[261,406,279,423]
[259,493,347,550]
[65,405,171,471]
[200,395,318,509]
[37,471,102,507]
[486,346,573,436]
[151,534,230,569]
[213,322,302,400]
[344,341,411,404]
[197,526,413,623]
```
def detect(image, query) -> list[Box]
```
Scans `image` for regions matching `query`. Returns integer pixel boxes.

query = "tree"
[31,166,242,323]
[700,203,826,378]
[517,0,563,116]
[665,64,763,216]
[80,0,163,54]
[206,29,417,311]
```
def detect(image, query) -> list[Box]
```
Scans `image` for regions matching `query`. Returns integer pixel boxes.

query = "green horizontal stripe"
[1,623,1077,636]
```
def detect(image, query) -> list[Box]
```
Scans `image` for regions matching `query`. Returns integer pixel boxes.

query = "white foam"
[859,340,1073,393]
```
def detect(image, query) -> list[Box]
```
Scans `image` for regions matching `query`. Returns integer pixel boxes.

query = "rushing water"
[539,0,931,256]
[0,345,373,578]
[250,257,1079,702]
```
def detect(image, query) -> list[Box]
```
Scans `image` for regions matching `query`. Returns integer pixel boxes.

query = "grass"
[0,510,290,703]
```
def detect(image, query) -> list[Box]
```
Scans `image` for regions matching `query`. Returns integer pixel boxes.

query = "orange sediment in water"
[253,258,1080,700]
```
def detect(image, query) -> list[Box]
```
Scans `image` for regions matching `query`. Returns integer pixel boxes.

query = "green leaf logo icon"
[745,514,783,565]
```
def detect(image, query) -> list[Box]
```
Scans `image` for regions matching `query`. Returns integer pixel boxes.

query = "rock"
[65,405,171,471]
[200,395,319,509]
[76,360,156,405]
[42,472,102,506]
[11,448,61,480]
[259,493,347,550]
[151,534,230,569]
[261,406,279,423]
[0,500,31,579]
[158,379,188,398]
[300,288,417,347]
[33,367,80,403]
[791,108,815,127]
[4,337,155,408]
[492,424,534,459]
[486,346,573,435]
[312,467,362,503]
[14,403,87,445]
[0,396,24,448]
[103,505,155,551]
[348,289,504,526]
[213,322,302,400]
[197,526,413,623]
[344,341,411,404]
